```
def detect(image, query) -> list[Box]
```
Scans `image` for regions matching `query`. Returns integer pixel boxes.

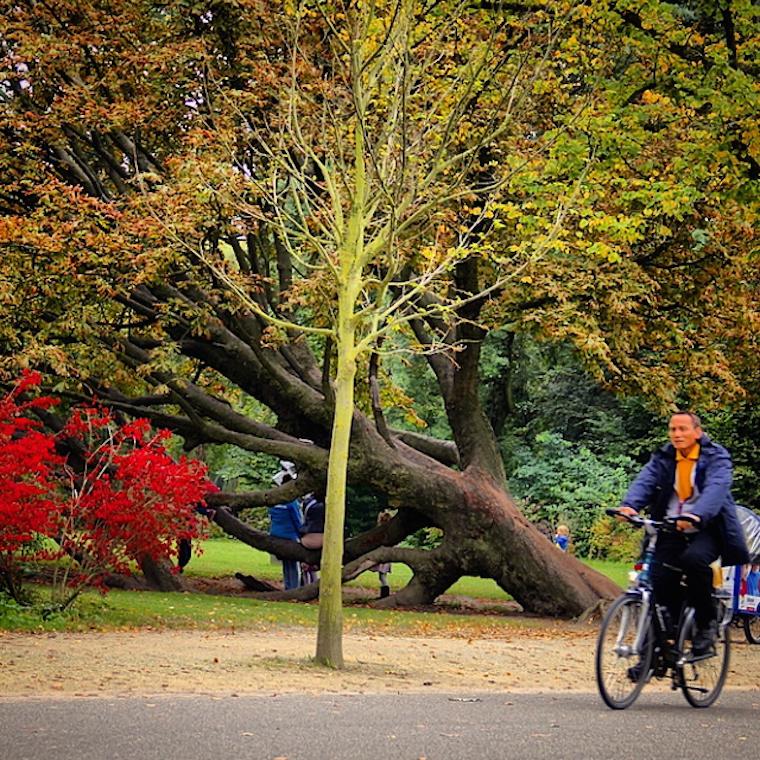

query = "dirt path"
[2,625,759,699]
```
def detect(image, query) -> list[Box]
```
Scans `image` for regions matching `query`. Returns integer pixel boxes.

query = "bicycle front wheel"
[595,595,653,710]
[677,607,730,708]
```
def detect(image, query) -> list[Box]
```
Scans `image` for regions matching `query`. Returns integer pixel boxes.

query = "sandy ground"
[2,624,760,699]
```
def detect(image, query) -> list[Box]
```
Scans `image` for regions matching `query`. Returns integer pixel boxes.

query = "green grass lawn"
[1,537,630,633]
[582,557,631,589]
[187,537,630,599]
[186,538,513,597]
[0,584,586,636]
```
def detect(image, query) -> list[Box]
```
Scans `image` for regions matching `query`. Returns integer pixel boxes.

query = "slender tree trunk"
[314,98,370,667]
[315,345,356,667]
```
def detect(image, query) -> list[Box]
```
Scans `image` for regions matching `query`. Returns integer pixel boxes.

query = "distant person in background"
[177,538,192,572]
[268,464,303,590]
[177,504,216,573]
[554,524,570,552]
[747,564,760,597]
[371,510,393,599]
[300,489,325,585]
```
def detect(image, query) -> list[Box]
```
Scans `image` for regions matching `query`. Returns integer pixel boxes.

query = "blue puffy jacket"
[623,435,750,566]
[268,500,303,541]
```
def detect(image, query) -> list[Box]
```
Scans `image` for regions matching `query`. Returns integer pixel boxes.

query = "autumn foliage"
[0,373,214,608]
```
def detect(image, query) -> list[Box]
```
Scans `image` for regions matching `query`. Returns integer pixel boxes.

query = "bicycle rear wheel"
[595,595,653,709]
[677,607,730,708]
[744,614,760,645]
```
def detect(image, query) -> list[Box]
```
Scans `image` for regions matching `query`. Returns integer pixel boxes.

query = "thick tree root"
[575,598,609,624]
[234,572,279,592]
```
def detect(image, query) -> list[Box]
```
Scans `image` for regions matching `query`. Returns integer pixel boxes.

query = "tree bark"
[137,555,184,592]
[315,349,355,667]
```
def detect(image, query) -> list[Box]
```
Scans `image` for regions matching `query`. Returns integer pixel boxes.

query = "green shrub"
[508,431,635,556]
[587,514,642,561]
[402,526,443,550]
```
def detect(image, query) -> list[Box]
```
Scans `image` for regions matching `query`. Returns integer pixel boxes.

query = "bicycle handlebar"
[605,508,700,531]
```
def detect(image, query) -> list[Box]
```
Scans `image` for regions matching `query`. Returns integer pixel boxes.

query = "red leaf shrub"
[0,374,216,606]
[0,371,62,555]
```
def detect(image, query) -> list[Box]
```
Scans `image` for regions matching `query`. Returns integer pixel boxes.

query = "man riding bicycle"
[618,412,749,658]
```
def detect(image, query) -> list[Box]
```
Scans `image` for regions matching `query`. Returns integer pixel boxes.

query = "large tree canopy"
[1,0,757,618]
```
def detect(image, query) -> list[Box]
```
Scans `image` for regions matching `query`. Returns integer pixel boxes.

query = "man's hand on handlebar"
[609,507,703,533]
[615,506,638,521]
[675,512,701,533]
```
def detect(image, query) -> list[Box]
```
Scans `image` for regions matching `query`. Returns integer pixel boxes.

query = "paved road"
[2,691,759,759]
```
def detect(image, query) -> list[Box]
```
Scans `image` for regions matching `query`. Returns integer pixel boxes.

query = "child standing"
[372,511,393,598]
[554,524,570,552]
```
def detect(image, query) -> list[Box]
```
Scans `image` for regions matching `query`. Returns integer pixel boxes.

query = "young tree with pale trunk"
[195,0,571,666]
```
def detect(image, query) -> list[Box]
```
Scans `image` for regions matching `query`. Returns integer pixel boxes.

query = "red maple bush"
[0,372,62,555]
[0,373,215,609]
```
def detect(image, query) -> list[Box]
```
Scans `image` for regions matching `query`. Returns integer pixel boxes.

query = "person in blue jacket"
[554,524,570,552]
[747,564,760,597]
[268,466,303,590]
[618,411,749,657]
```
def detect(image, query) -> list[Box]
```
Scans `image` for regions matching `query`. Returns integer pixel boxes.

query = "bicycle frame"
[610,588,652,657]
[624,520,659,659]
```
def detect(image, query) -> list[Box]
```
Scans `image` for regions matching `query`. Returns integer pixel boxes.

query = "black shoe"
[379,585,390,599]
[692,620,718,657]
[627,661,646,682]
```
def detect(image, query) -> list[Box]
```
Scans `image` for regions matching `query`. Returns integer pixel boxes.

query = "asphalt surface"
[2,690,759,759]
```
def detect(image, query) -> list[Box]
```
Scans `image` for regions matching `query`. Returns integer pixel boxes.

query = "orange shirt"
[675,443,700,504]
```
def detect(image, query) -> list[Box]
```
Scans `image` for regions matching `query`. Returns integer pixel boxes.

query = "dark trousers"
[282,559,301,590]
[177,538,192,571]
[651,527,720,629]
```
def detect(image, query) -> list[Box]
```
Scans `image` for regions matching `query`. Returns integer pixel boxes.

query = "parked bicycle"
[740,605,760,644]
[595,508,732,710]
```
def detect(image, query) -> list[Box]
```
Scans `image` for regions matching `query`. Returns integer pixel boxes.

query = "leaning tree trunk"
[394,260,619,613]
[193,356,621,616]
[337,258,622,616]
[74,260,621,617]
[355,447,620,615]
[440,467,618,615]
[138,555,184,592]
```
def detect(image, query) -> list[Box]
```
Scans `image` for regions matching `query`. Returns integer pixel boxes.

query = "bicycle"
[595,509,732,710]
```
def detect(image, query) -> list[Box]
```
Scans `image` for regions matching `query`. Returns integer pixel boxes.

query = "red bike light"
[634,562,643,571]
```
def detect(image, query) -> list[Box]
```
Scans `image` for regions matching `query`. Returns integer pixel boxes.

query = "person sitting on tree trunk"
[300,489,325,585]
